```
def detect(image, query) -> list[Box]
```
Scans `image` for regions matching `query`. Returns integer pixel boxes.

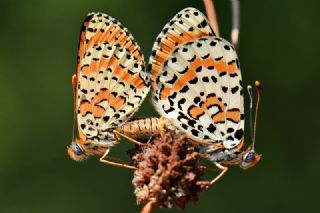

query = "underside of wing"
[77,12,144,66]
[148,7,215,90]
[153,36,244,149]
[75,12,149,141]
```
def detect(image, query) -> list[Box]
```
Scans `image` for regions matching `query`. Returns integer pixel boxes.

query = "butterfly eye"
[244,151,255,163]
[71,143,85,156]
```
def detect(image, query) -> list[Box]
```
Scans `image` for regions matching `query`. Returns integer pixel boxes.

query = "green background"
[0,0,319,212]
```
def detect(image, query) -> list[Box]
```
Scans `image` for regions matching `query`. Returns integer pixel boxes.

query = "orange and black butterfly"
[148,8,262,184]
[67,12,153,169]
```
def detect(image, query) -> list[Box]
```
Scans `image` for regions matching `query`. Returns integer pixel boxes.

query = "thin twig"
[203,0,220,36]
[230,0,240,49]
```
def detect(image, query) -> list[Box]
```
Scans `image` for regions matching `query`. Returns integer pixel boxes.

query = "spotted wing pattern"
[149,7,215,90]
[75,12,150,142]
[149,8,244,149]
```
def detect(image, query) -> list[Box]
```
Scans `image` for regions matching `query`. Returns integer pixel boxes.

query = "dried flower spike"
[130,132,209,211]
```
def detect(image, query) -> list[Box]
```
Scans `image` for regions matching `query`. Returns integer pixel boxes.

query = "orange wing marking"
[80,89,125,118]
[160,57,237,100]
[85,29,142,61]
[187,93,226,123]
[226,109,240,123]
[151,31,209,89]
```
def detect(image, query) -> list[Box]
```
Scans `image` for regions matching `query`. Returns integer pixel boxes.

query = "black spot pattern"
[193,97,200,104]
[230,73,238,77]
[180,85,189,93]
[224,45,230,50]
[171,57,177,63]
[227,128,234,133]
[219,72,227,77]
[207,124,216,133]
[210,41,216,46]
[201,53,210,59]
[168,92,177,106]
[240,114,245,120]
[222,86,228,93]
[166,74,178,84]
[197,20,208,28]
[191,129,199,137]
[178,98,186,110]
[202,76,209,82]
[231,86,239,94]
[181,123,188,130]
[211,76,217,83]
[189,77,198,84]
[234,129,243,140]
[188,120,196,127]
[196,66,202,72]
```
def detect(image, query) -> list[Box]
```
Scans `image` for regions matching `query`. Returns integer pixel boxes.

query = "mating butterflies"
[68,8,261,176]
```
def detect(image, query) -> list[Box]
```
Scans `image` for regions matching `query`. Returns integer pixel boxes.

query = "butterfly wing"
[149,8,244,149]
[75,12,149,142]
[149,7,215,90]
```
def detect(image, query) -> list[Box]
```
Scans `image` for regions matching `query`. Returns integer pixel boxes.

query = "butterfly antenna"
[253,81,261,149]
[247,85,254,150]
[246,81,262,151]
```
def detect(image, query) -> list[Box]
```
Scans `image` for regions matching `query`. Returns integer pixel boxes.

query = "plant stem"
[231,0,240,49]
[203,0,220,36]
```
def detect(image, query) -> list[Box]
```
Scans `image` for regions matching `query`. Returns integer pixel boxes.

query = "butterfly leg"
[189,136,225,147]
[99,148,136,170]
[209,163,229,185]
[197,163,228,189]
[113,130,147,146]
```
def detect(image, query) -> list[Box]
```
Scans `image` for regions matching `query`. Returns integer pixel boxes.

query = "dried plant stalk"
[230,0,240,49]
[203,0,220,36]
[129,132,209,212]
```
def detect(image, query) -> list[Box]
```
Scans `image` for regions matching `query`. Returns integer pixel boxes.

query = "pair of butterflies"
[67,8,261,176]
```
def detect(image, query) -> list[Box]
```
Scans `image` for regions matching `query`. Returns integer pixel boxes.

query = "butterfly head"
[67,137,113,162]
[67,139,88,162]
[240,148,262,170]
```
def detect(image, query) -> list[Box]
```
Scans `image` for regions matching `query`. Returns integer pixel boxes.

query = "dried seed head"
[129,132,209,210]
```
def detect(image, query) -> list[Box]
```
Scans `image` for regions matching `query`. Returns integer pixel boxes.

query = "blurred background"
[0,0,319,212]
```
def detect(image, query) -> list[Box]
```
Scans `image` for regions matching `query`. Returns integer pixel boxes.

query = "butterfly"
[148,7,262,184]
[67,12,152,169]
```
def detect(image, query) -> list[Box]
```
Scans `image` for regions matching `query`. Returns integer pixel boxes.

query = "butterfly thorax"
[202,138,245,165]
[202,138,262,169]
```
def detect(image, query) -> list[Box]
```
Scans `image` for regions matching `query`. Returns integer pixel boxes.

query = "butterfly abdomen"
[117,117,164,138]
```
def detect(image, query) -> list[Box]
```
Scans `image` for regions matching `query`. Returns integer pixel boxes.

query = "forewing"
[75,12,149,141]
[77,12,144,66]
[150,8,244,149]
[149,7,215,90]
